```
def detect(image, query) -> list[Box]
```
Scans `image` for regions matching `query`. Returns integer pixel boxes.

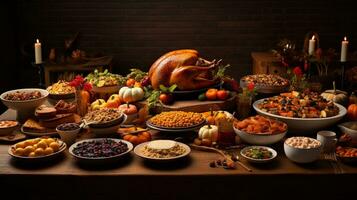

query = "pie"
[23,119,46,133]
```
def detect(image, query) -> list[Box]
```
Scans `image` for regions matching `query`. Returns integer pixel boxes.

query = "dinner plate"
[146,120,206,132]
[240,146,277,163]
[8,139,66,161]
[68,138,133,164]
[21,125,58,137]
[134,140,191,162]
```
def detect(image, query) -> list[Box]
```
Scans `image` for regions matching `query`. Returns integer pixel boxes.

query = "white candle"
[34,39,42,64]
[340,36,349,62]
[308,35,316,55]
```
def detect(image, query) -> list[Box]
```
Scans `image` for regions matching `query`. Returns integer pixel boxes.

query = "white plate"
[8,139,66,161]
[69,138,133,163]
[253,99,347,134]
[240,146,277,163]
[134,140,191,161]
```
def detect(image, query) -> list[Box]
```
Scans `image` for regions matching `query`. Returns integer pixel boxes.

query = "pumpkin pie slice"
[23,119,47,133]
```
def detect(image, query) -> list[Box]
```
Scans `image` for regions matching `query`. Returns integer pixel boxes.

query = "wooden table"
[0,109,356,200]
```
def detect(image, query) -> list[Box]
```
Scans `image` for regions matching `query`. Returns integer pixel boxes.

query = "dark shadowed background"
[1,0,356,112]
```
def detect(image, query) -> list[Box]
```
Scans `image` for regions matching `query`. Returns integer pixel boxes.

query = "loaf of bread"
[35,105,57,118]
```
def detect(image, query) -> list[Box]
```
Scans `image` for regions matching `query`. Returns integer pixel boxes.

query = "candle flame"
[344,36,347,41]
[36,39,39,43]
[311,35,315,40]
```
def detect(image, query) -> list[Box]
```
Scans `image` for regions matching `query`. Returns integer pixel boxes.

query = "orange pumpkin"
[205,88,218,100]
[118,103,138,115]
[206,109,216,125]
[347,104,357,121]
[120,127,152,146]
[126,78,136,87]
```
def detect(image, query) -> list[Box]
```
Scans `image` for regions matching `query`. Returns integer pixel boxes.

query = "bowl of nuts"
[83,108,124,128]
[0,88,49,122]
[284,137,322,163]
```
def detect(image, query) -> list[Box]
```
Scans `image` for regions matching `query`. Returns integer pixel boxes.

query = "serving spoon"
[231,152,252,172]
[190,144,252,172]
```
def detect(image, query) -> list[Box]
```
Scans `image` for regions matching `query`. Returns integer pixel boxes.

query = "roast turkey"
[149,49,220,90]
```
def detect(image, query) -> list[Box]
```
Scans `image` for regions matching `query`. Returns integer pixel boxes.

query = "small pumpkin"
[321,81,348,105]
[120,127,151,146]
[198,124,219,143]
[206,109,216,125]
[118,86,144,103]
[118,103,138,115]
[347,104,357,121]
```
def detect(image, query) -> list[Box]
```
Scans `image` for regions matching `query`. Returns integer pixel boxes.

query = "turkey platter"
[149,49,222,91]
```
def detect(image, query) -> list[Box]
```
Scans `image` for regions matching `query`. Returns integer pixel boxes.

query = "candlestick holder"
[31,62,45,89]
[340,61,347,90]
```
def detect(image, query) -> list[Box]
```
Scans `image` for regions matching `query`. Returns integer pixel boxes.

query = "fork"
[324,153,343,174]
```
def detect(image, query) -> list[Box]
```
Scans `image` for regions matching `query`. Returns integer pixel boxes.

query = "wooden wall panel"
[11,0,357,80]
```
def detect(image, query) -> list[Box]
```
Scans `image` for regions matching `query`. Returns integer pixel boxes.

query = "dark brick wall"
[8,0,357,79]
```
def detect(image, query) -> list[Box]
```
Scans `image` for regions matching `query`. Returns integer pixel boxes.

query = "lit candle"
[340,36,349,62]
[308,35,316,55]
[34,39,42,64]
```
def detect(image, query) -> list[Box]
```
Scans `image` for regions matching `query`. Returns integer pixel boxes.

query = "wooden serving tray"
[138,93,236,113]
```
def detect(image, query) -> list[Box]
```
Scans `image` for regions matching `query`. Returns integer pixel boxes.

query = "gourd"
[198,125,219,142]
[321,81,348,105]
[347,104,357,121]
[118,86,144,103]
[118,103,138,115]
[206,109,216,125]
[121,127,151,146]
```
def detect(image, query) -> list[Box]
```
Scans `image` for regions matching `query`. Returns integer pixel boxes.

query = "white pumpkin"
[198,125,219,142]
[119,86,144,103]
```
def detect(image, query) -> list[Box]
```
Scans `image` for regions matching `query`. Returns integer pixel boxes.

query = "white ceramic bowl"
[0,88,49,121]
[56,123,81,145]
[233,126,286,145]
[88,114,127,136]
[0,88,49,110]
[253,99,347,134]
[284,140,322,163]
[338,121,357,141]
[240,146,277,163]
